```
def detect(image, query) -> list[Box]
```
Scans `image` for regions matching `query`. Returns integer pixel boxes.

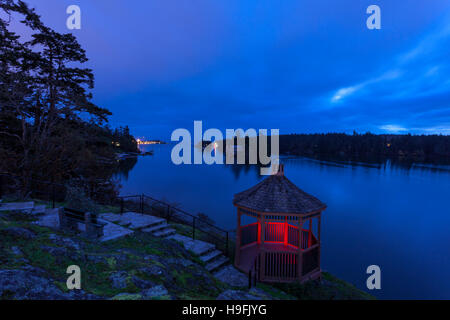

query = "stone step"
[153,228,176,238]
[134,217,167,230]
[45,208,60,215]
[166,233,217,256]
[142,221,168,233]
[100,221,134,242]
[200,250,222,263]
[32,205,47,214]
[190,241,216,256]
[205,256,229,273]
[0,201,35,212]
[100,212,167,230]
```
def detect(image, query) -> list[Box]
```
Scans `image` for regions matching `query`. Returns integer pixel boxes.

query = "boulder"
[213,265,248,287]
[0,269,67,300]
[67,289,102,300]
[11,246,23,256]
[109,271,128,289]
[141,285,169,299]
[132,276,155,289]
[48,234,81,250]
[139,265,165,277]
[216,289,268,300]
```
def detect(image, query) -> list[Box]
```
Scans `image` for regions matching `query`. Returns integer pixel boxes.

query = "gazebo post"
[257,213,261,245]
[261,214,266,247]
[260,214,266,280]
[308,218,312,248]
[283,216,288,246]
[235,207,242,267]
[318,213,322,275]
[297,217,303,280]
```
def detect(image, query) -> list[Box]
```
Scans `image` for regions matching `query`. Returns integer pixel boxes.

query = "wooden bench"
[58,208,106,239]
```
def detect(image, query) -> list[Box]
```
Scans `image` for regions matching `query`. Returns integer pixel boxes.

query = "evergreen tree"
[0,0,136,198]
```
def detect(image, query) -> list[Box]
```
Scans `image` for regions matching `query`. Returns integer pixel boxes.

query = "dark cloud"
[18,0,450,137]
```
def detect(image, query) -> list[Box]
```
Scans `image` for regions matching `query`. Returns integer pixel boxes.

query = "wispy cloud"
[379,124,408,133]
[331,86,360,102]
[330,70,402,103]
[379,124,450,135]
[328,14,450,106]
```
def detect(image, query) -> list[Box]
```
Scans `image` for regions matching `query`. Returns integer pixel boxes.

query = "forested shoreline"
[0,1,138,198]
[222,132,449,165]
[279,133,450,164]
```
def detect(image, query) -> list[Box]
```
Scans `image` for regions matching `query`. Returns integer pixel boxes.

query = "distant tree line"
[279,132,450,164]
[0,1,138,198]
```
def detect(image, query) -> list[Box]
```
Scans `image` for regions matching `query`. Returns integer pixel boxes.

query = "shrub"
[64,184,99,214]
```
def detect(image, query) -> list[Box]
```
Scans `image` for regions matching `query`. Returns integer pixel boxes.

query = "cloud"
[328,13,450,106]
[379,125,408,133]
[379,124,450,135]
[330,70,402,103]
[331,86,360,102]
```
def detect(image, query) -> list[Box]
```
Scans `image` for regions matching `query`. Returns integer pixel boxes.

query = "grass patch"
[97,204,121,214]
[271,272,375,300]
[255,283,296,300]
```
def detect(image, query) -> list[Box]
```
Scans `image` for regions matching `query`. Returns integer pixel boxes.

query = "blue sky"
[16,0,450,138]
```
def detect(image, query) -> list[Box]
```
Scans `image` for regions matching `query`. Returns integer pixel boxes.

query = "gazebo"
[233,164,327,283]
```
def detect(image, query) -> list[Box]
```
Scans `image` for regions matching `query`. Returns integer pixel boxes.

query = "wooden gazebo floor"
[235,243,298,274]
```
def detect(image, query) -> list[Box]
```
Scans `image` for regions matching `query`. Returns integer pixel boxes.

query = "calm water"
[119,144,450,299]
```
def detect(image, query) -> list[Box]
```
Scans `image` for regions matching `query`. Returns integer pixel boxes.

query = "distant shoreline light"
[136,138,165,145]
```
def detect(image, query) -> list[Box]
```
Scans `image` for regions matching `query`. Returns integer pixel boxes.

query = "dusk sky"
[17,0,450,138]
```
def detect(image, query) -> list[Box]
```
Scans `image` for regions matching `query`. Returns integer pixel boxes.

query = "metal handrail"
[118,194,228,233]
[118,193,230,256]
[0,173,231,256]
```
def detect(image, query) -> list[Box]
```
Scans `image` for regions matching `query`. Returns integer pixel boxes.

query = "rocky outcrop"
[141,285,169,299]
[216,288,277,300]
[109,271,129,289]
[131,276,155,290]
[48,234,81,250]
[0,268,100,300]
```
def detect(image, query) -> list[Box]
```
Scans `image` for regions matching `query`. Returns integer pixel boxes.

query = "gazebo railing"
[287,224,299,247]
[262,250,298,282]
[264,222,284,242]
[241,223,258,247]
[240,221,316,250]
[255,246,319,282]
[239,221,320,282]
[238,220,321,282]
[302,245,320,276]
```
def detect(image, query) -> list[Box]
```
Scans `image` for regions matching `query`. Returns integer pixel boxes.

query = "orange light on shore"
[136,138,163,145]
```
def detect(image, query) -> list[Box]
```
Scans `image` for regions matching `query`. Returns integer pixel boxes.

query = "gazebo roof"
[233,166,326,215]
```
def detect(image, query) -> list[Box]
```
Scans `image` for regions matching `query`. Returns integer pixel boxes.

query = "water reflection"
[114,157,138,180]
